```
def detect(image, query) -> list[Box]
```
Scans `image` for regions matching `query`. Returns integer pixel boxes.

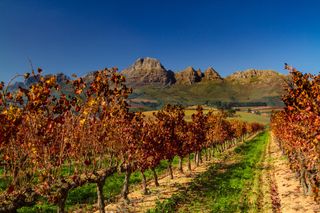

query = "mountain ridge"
[120,57,283,87]
[7,57,288,110]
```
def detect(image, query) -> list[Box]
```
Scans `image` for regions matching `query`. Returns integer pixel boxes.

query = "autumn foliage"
[0,68,264,213]
[271,64,320,200]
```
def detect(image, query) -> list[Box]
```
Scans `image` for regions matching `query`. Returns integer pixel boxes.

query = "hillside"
[7,58,288,110]
[123,58,288,110]
[130,71,287,110]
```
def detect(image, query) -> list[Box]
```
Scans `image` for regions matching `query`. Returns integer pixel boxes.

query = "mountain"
[227,69,281,81]
[120,58,224,87]
[203,67,222,81]
[121,57,175,87]
[131,69,288,110]
[6,57,288,110]
[126,58,288,110]
[174,66,202,85]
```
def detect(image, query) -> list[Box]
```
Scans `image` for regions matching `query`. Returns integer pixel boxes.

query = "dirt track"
[262,133,320,213]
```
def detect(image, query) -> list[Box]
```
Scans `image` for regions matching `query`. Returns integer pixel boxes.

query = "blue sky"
[1,0,320,82]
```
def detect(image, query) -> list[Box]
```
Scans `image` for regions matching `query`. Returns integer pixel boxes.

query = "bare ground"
[264,133,320,213]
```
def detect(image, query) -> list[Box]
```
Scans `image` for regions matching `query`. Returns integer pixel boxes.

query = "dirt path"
[264,133,320,213]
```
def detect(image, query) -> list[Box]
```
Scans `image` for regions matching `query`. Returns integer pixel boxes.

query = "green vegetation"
[131,77,285,110]
[17,157,182,212]
[143,107,270,125]
[149,131,269,212]
[233,111,270,125]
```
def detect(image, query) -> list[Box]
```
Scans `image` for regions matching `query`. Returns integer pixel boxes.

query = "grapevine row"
[0,68,264,212]
[271,64,320,201]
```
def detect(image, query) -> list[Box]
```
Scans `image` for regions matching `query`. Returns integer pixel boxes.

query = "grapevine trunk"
[152,167,159,186]
[96,180,106,213]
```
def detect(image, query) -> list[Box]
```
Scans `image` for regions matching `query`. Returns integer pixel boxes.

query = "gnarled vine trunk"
[141,171,148,195]
[121,165,131,202]
[196,151,201,166]
[168,159,174,179]
[96,179,106,213]
[178,156,183,173]
[57,194,67,213]
[151,167,159,186]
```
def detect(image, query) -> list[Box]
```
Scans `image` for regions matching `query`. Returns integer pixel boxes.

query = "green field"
[233,111,270,125]
[143,107,270,125]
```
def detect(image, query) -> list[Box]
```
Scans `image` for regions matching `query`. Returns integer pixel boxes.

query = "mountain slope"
[130,67,288,110]
[121,57,175,87]
[6,58,288,110]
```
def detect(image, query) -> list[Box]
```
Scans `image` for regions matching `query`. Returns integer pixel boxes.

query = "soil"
[263,133,320,213]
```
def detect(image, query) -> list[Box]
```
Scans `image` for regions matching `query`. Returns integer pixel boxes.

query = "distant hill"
[124,58,288,110]
[120,57,223,87]
[121,57,175,87]
[7,58,288,110]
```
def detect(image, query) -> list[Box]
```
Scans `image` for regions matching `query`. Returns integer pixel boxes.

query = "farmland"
[1,66,320,213]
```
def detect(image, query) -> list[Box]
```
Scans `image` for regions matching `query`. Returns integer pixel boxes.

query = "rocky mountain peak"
[121,57,175,86]
[130,57,165,71]
[184,66,195,72]
[227,69,280,80]
[196,69,204,79]
[175,66,202,85]
[204,67,222,80]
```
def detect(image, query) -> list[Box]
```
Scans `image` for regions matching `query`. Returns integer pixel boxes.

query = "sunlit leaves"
[271,64,320,200]
[0,67,132,209]
[0,66,264,211]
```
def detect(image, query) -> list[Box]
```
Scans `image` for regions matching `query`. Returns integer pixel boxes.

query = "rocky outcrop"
[175,66,202,85]
[120,58,224,86]
[203,67,222,80]
[225,69,286,86]
[196,69,204,79]
[10,58,285,92]
[121,57,175,86]
[227,69,280,80]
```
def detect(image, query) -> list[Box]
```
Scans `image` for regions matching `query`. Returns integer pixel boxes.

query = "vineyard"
[0,69,264,213]
[271,64,320,202]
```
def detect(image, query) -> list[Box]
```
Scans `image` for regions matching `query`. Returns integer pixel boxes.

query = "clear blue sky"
[1,0,320,82]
